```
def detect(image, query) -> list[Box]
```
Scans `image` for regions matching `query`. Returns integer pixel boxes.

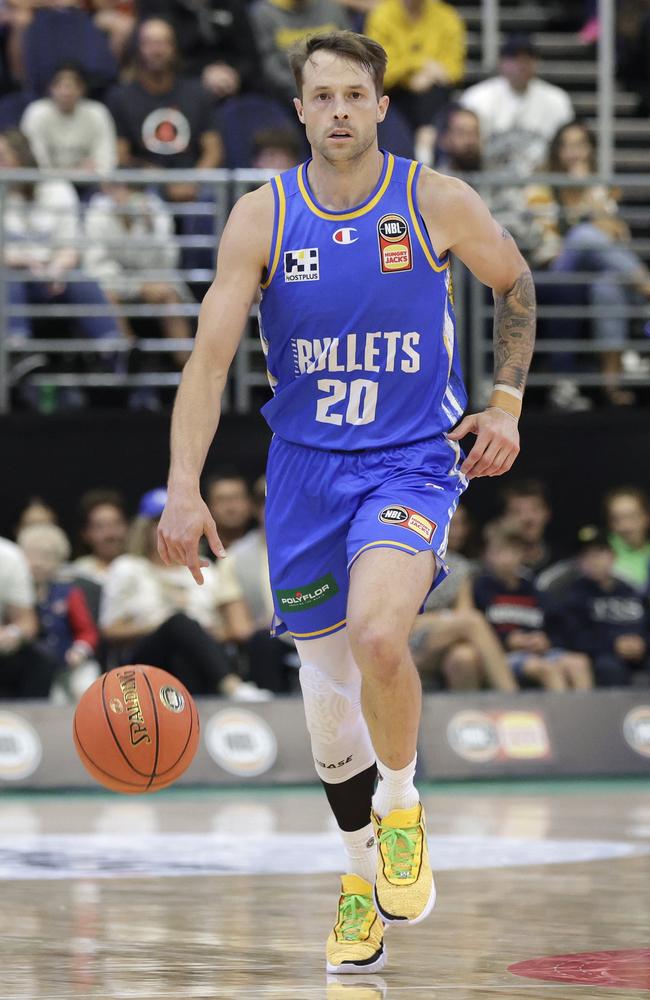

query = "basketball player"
[158,31,535,974]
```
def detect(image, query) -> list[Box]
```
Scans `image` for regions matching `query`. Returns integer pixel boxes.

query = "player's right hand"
[157,490,226,586]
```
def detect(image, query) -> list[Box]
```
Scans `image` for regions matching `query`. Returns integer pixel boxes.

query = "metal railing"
[0,167,649,414]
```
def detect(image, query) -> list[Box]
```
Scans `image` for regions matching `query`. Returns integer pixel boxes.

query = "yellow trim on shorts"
[406,161,449,274]
[349,539,421,570]
[297,154,394,220]
[290,617,347,639]
[261,175,286,289]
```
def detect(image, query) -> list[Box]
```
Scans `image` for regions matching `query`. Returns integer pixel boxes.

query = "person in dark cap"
[552,526,649,687]
[460,32,573,176]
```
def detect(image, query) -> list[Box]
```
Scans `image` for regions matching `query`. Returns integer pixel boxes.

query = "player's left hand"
[448,408,520,479]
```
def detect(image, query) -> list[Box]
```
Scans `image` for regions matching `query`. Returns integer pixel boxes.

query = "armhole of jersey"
[406,161,449,274]
[260,175,286,290]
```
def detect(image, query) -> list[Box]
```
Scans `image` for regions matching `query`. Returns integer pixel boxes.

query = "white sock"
[372,755,419,818]
[340,822,377,886]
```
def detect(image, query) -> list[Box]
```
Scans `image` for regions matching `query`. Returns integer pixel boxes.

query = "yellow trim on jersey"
[297,153,395,220]
[406,161,449,273]
[290,618,347,639]
[261,175,286,289]
[349,539,421,568]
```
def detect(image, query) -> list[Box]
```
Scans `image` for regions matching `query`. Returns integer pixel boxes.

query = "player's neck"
[307,146,384,212]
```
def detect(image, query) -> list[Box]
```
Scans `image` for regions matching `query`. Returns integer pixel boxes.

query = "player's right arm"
[158,184,274,584]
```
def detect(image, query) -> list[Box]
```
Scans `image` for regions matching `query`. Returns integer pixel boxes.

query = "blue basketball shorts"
[265,434,468,641]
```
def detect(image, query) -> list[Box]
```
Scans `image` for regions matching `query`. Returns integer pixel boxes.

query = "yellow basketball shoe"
[326,875,386,975]
[372,803,436,925]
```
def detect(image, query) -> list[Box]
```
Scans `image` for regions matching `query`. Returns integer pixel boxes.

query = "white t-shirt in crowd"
[21,98,117,173]
[70,555,114,586]
[99,555,243,634]
[460,76,574,175]
[0,537,35,622]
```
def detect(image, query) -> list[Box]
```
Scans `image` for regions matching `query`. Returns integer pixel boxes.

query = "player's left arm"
[419,172,535,478]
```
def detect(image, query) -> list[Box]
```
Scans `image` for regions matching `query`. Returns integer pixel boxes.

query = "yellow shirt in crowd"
[366,0,466,90]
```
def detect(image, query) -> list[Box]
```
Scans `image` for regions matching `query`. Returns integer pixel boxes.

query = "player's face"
[294,52,389,164]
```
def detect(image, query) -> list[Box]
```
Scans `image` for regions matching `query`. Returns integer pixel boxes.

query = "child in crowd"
[17,523,100,702]
[555,527,649,686]
[473,522,592,691]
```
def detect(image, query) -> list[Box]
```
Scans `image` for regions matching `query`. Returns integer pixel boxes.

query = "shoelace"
[379,825,419,879]
[338,891,373,941]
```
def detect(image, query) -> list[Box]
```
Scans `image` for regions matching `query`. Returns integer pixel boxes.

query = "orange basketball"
[73,664,200,793]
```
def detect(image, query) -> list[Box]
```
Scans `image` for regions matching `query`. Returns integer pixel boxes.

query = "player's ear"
[294,97,305,124]
[377,94,389,124]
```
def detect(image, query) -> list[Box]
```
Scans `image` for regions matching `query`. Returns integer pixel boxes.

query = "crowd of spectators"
[0,1,648,410]
[0,475,648,703]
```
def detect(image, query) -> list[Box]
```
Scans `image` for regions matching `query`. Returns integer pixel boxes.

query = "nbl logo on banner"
[284,248,320,282]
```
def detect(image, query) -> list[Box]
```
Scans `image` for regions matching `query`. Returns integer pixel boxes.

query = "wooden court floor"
[0,779,648,1000]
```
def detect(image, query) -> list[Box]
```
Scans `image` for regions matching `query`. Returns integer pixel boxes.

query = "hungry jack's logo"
[377,214,412,273]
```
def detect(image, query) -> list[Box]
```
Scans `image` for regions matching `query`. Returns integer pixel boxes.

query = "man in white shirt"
[460,34,574,177]
[21,62,117,174]
[0,536,57,698]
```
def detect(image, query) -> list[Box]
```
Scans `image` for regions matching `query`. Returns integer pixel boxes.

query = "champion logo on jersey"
[377,213,413,274]
[284,248,319,282]
[332,227,358,245]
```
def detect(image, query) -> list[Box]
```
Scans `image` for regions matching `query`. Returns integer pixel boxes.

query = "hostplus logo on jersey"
[284,247,319,282]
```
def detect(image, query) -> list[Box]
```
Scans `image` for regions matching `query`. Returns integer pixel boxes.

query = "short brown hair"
[289,31,387,98]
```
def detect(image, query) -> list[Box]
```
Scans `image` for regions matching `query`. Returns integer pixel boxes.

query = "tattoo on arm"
[493,268,536,392]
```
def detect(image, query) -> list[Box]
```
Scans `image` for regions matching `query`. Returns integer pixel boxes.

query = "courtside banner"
[0,691,648,788]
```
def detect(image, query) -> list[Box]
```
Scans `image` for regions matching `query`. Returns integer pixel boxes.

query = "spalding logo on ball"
[73,664,200,793]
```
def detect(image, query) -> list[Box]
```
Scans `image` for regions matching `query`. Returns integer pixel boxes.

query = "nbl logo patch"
[378,504,436,543]
[284,247,319,282]
[377,214,412,274]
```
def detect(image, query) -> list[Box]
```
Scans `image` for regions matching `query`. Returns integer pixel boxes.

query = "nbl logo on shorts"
[284,247,320,282]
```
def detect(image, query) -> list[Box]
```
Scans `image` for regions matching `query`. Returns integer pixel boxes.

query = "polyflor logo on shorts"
[378,505,436,543]
[0,712,42,781]
[275,572,339,612]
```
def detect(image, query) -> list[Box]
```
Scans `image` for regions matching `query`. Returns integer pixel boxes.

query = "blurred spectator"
[409,509,517,692]
[84,182,193,368]
[525,121,650,408]
[250,0,349,105]
[100,487,269,698]
[366,0,465,165]
[205,470,253,549]
[107,18,223,184]
[0,129,124,353]
[0,535,58,698]
[435,103,534,258]
[605,487,650,592]
[18,523,100,702]
[445,501,479,561]
[137,0,259,100]
[107,17,222,281]
[473,522,592,691]
[460,34,573,176]
[15,497,58,535]
[436,103,481,173]
[553,527,648,687]
[93,0,137,62]
[72,489,129,586]
[230,475,299,692]
[251,127,302,171]
[20,62,117,173]
[500,479,562,580]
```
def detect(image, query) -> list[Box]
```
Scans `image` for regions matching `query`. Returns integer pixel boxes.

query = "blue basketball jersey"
[257,151,467,451]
